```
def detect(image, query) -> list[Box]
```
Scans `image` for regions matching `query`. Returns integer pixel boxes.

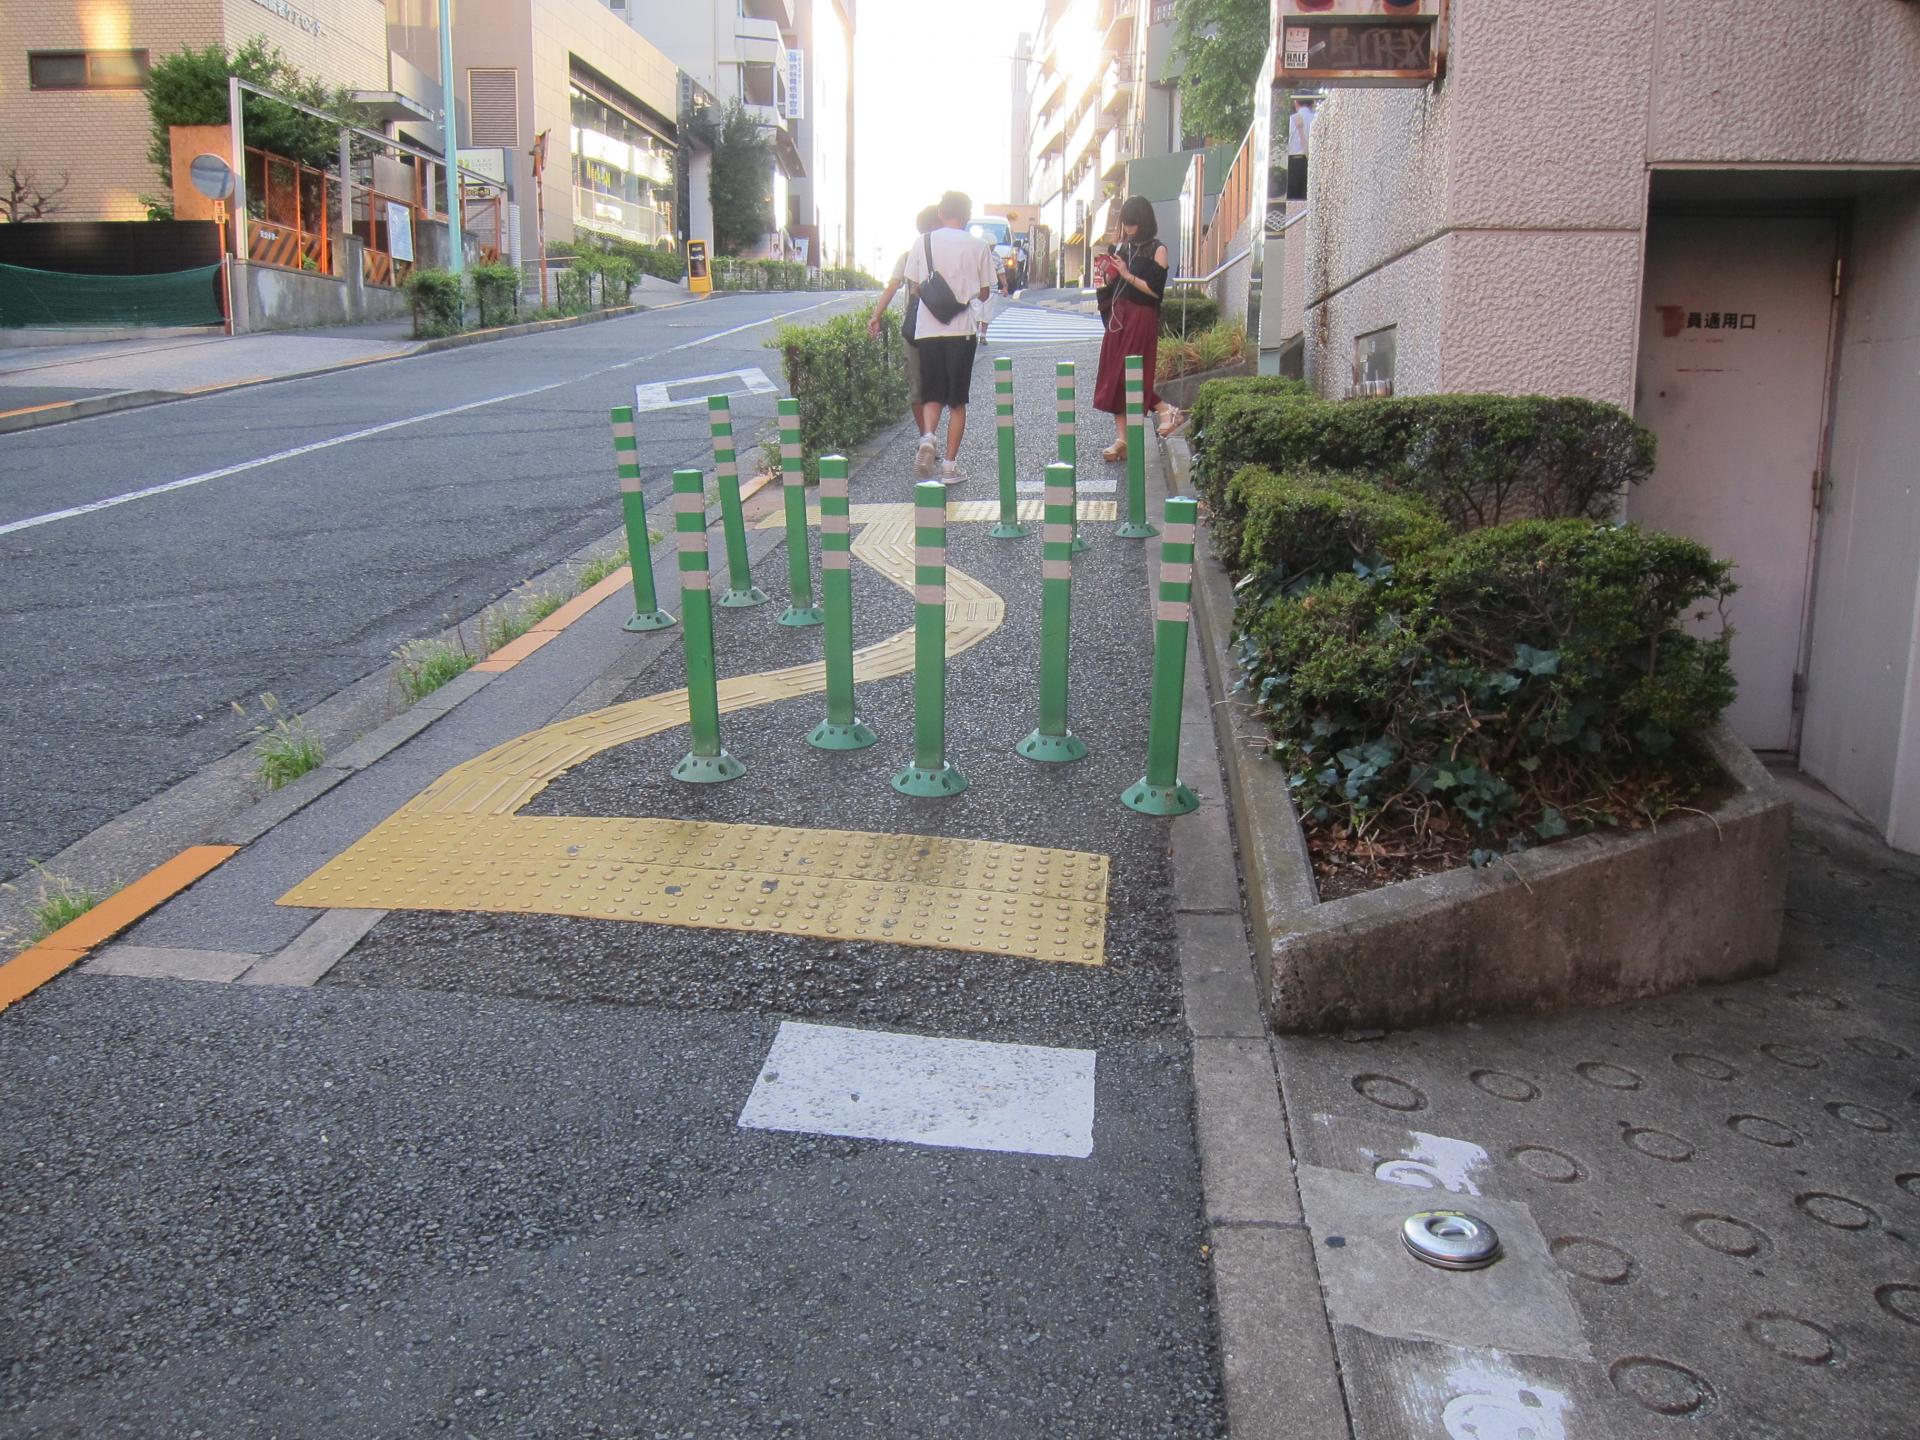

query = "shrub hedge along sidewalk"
[771,311,910,483]
[1189,378,1737,894]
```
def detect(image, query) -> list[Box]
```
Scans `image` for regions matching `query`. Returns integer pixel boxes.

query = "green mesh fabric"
[0,262,224,328]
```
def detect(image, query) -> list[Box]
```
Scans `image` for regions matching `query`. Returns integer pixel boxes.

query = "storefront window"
[569,83,675,246]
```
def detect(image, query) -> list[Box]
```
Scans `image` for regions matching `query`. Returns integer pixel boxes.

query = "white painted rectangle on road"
[635,366,778,414]
[1017,476,1116,493]
[738,1020,1096,1158]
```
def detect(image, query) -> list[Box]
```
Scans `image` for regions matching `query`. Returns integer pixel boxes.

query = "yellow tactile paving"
[758,500,1118,529]
[281,814,1109,964]
[281,503,1112,965]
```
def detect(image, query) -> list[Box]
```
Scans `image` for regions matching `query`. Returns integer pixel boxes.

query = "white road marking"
[1371,1131,1492,1197]
[0,297,844,538]
[738,1020,1096,1159]
[634,365,777,413]
[986,305,1107,344]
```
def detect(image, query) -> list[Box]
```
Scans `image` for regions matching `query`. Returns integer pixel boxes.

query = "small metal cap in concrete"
[1402,1209,1502,1270]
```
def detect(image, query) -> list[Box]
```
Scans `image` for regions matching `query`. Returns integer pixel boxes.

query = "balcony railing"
[1100,121,1140,182]
[574,186,670,247]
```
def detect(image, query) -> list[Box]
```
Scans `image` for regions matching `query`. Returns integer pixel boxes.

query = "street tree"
[1166,0,1271,145]
[2,162,70,222]
[142,38,369,217]
[693,101,775,257]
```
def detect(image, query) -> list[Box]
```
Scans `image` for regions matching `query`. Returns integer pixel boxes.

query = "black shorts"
[916,335,978,408]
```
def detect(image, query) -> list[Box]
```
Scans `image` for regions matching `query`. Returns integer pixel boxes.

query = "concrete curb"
[1148,433,1355,1439]
[0,298,696,436]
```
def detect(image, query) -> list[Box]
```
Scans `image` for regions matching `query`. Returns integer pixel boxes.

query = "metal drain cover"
[1402,1209,1502,1270]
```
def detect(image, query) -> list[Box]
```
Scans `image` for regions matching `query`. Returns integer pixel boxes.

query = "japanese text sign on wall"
[1276,0,1444,89]
[784,50,805,121]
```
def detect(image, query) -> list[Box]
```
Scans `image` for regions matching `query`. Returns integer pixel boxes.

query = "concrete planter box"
[1181,443,1791,1033]
[1155,357,1252,412]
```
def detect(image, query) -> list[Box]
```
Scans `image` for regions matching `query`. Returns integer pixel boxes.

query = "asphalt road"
[0,292,862,888]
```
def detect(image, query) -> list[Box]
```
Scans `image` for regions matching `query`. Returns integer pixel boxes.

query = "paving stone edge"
[1154,433,1355,1439]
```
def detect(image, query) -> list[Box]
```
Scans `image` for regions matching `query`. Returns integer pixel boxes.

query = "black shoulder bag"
[916,232,968,325]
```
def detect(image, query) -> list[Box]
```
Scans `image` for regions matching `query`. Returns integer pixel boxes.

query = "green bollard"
[1116,354,1158,539]
[776,397,823,627]
[707,393,768,608]
[1017,461,1088,763]
[669,468,746,784]
[609,405,675,631]
[1122,494,1200,815]
[890,480,967,797]
[990,356,1026,539]
[806,454,877,751]
[1057,359,1090,554]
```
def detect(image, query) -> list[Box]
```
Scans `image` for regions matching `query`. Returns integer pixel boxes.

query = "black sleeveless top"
[1108,238,1168,309]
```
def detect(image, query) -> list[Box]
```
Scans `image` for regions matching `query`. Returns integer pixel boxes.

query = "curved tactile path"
[281,503,1113,965]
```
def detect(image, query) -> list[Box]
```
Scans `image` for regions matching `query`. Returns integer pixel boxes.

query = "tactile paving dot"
[1727,1113,1801,1148]
[1608,1356,1715,1416]
[1549,1235,1634,1285]
[1469,1068,1540,1102]
[1795,1192,1880,1231]
[1744,1311,1841,1366]
[1351,1073,1427,1112]
[1825,1101,1897,1133]
[1509,1144,1584,1184]
[1672,1051,1739,1081]
[1682,1212,1770,1259]
[1622,1126,1695,1162]
[1574,1061,1643,1091]
[1875,1283,1920,1326]
[1760,1042,1824,1069]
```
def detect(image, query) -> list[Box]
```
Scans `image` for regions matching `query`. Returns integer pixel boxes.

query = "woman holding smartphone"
[1093,195,1179,461]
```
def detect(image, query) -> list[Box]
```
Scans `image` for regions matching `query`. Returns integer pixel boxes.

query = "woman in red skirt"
[1093,195,1179,462]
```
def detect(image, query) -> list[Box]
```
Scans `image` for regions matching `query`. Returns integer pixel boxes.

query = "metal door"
[1632,215,1840,751]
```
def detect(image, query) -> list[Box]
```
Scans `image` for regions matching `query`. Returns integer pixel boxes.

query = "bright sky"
[853,0,1032,273]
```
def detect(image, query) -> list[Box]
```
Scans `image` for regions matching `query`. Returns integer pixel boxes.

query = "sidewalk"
[2,326,1916,1436]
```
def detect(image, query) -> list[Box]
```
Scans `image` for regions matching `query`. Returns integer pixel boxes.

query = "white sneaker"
[940,462,965,487]
[914,435,937,478]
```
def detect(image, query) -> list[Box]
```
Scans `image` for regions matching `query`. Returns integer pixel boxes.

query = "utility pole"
[438,0,464,278]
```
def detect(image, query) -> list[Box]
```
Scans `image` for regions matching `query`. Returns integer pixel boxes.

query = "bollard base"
[624,609,677,632]
[1114,520,1159,539]
[1017,728,1089,764]
[806,718,878,751]
[672,750,747,784]
[989,521,1029,540]
[719,586,771,608]
[891,762,968,798]
[1070,534,1092,554]
[1122,777,1200,816]
[778,604,826,627]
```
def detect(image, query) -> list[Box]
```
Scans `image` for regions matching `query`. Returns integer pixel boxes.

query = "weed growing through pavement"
[243,692,326,790]
[482,604,533,652]
[27,863,101,941]
[577,545,629,589]
[394,638,476,703]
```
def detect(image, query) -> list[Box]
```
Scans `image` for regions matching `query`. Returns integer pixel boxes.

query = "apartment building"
[1023,0,1185,288]
[610,0,853,262]
[1297,0,1920,850]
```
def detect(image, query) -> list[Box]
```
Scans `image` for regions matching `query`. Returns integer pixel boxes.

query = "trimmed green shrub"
[1240,518,1736,863]
[402,267,463,336]
[1158,320,1247,383]
[470,261,520,327]
[1224,466,1451,596]
[554,264,592,314]
[1160,293,1220,336]
[597,254,637,304]
[771,310,910,482]
[1191,385,1656,531]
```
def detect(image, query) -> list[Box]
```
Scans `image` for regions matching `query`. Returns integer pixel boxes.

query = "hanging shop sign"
[784,50,805,121]
[1276,0,1446,88]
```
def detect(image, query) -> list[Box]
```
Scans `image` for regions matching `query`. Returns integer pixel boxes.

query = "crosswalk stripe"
[987,306,1107,345]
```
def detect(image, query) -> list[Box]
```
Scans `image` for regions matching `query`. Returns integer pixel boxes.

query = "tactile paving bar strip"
[280,502,1113,966]
[758,501,1118,529]
[282,814,1109,965]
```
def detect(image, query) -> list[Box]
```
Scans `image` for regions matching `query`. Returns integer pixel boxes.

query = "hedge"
[1190,380,1656,537]
[1222,465,1450,596]
[771,310,910,482]
[1239,518,1736,861]
[716,259,882,292]
[1160,293,1219,336]
[1195,377,1731,867]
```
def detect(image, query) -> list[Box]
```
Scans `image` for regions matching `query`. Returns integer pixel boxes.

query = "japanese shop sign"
[1276,0,1444,88]
[1655,306,1759,338]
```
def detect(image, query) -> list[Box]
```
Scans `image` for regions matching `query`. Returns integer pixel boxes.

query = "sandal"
[1155,406,1187,438]
[1101,439,1127,462]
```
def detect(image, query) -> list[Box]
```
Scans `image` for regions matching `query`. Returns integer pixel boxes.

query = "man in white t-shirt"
[902,191,997,483]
